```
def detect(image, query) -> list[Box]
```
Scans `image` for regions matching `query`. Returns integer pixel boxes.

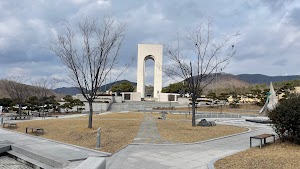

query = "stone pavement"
[133,113,171,144]
[0,128,110,168]
[107,119,274,169]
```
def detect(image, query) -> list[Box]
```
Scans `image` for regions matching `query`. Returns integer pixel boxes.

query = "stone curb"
[0,128,111,157]
[207,150,243,169]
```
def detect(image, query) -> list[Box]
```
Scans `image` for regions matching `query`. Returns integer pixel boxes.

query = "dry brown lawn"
[215,142,300,169]
[7,112,248,154]
[11,113,144,154]
[164,113,192,120]
[173,104,260,114]
[156,114,247,143]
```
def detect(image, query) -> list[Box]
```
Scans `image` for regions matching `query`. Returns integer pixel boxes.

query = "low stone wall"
[113,96,123,103]
[178,98,189,105]
[139,110,190,114]
[59,102,111,112]
[196,113,258,119]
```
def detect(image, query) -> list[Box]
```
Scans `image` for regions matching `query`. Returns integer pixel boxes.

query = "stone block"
[0,145,10,154]
[11,144,69,168]
[75,157,106,169]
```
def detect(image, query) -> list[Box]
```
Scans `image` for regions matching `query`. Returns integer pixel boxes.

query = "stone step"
[109,102,178,111]
[10,144,69,168]
[7,150,56,169]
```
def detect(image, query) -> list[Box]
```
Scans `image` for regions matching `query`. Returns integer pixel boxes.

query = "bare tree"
[164,18,239,126]
[50,16,127,128]
[31,77,57,117]
[1,77,31,114]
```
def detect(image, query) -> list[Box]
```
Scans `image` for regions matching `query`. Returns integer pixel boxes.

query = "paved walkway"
[133,113,171,144]
[107,118,274,169]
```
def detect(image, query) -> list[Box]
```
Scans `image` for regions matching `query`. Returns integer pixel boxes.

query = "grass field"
[215,142,300,169]
[163,113,192,120]
[12,113,144,153]
[173,104,261,114]
[6,112,248,154]
[156,113,247,143]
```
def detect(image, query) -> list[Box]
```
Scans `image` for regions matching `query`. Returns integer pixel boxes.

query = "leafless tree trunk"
[50,16,127,128]
[1,77,31,114]
[164,18,239,126]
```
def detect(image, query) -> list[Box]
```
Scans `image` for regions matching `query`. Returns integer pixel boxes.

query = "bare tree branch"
[164,17,239,126]
[49,16,127,128]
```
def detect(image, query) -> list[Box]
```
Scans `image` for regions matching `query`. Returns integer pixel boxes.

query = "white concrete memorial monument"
[136,44,163,99]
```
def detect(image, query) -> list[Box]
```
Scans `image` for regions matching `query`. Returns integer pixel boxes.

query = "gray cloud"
[273,59,288,66]
[288,7,300,27]
[1,0,300,87]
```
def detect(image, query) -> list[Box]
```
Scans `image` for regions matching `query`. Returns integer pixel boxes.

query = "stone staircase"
[108,101,178,112]
[0,143,61,169]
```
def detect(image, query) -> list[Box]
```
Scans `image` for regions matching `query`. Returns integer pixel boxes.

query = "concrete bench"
[26,127,44,136]
[250,134,275,148]
[3,122,17,129]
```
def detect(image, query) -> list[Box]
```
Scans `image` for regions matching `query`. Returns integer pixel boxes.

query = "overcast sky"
[0,0,300,87]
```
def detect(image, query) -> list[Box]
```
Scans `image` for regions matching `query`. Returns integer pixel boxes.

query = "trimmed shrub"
[269,95,300,143]
[229,101,240,108]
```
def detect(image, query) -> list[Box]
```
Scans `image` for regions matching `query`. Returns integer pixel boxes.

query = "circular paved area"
[107,116,274,169]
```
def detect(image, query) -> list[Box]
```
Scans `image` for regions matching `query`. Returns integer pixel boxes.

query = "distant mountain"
[53,80,137,96]
[53,87,82,96]
[204,73,251,90]
[52,74,300,96]
[237,74,300,84]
